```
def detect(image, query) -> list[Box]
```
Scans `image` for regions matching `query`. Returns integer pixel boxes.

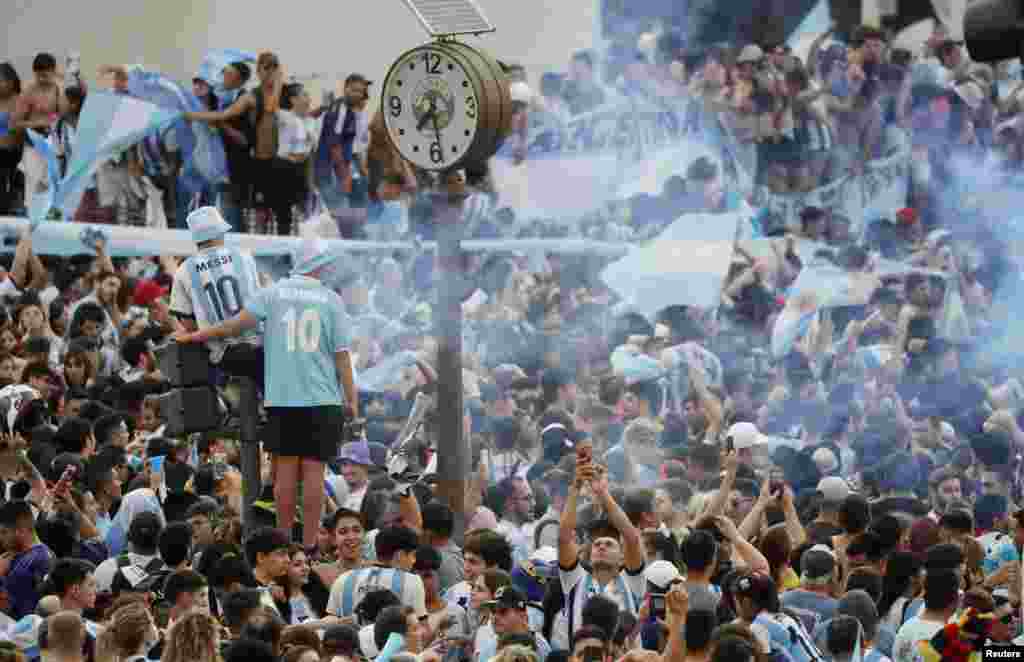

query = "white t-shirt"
[444,579,473,613]
[892,617,948,662]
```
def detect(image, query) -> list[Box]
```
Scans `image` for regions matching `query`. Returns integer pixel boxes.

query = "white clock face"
[383,46,482,171]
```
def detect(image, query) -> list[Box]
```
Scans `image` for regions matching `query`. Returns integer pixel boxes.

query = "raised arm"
[185,93,254,124]
[9,228,33,290]
[558,462,586,569]
[660,583,689,662]
[591,467,645,571]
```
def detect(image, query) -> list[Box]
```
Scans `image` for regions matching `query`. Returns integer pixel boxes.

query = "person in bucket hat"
[176,236,358,556]
[168,206,265,388]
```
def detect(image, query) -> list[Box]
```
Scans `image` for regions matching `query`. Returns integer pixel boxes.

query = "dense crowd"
[0,13,1019,662]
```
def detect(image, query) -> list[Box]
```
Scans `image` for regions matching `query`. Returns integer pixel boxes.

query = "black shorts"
[264,405,344,462]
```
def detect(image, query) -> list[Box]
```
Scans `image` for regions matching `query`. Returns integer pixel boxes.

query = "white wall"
[6,0,595,96]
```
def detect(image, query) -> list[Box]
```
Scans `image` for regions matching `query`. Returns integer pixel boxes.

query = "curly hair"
[97,602,152,662]
[162,611,221,662]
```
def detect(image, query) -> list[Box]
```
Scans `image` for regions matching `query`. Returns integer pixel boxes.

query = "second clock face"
[383,45,482,171]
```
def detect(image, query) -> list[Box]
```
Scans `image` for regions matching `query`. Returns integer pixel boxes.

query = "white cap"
[737,44,764,64]
[812,447,839,474]
[186,206,232,244]
[726,422,766,450]
[644,560,681,590]
[817,476,851,503]
[531,546,558,565]
[510,81,533,104]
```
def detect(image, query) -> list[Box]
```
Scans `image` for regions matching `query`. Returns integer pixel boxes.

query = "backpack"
[110,555,170,599]
[110,555,173,626]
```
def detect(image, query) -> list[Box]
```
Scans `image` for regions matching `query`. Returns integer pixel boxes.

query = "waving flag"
[24,130,60,227]
[601,208,743,315]
[124,67,229,195]
[197,49,257,94]
[58,92,182,217]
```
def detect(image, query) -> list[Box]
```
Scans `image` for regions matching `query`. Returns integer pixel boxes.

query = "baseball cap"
[644,560,681,591]
[800,545,837,583]
[132,279,168,307]
[725,422,766,451]
[817,476,851,504]
[733,573,777,608]
[345,73,373,87]
[484,585,528,611]
[186,206,231,245]
[493,364,528,391]
[541,368,574,391]
[339,440,373,466]
[128,511,163,543]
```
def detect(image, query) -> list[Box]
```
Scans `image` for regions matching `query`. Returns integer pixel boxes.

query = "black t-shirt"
[871,495,930,521]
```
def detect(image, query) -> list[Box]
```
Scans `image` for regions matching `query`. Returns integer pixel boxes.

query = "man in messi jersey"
[169,206,265,389]
[176,238,359,551]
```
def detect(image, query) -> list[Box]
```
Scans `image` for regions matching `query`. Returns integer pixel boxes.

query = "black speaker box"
[156,387,221,437]
[156,342,212,388]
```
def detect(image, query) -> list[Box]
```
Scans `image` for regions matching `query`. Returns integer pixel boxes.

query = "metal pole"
[237,376,262,537]
[432,190,468,529]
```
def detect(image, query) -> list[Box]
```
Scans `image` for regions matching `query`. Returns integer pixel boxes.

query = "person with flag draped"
[185,52,290,235]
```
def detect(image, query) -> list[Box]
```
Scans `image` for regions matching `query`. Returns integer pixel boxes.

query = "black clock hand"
[417,96,438,131]
[432,113,444,162]
[417,108,435,131]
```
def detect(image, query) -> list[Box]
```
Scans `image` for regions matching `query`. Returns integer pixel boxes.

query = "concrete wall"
[6,0,595,96]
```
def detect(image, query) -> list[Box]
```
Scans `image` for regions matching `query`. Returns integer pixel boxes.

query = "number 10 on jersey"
[282,307,320,353]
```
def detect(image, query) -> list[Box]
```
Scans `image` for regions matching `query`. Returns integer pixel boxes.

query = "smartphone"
[725,436,735,453]
[54,464,77,499]
[649,593,666,620]
[576,438,593,465]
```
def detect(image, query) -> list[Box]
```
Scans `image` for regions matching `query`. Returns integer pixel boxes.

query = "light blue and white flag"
[58,91,182,217]
[197,48,257,95]
[125,67,229,195]
[24,130,60,227]
[601,208,742,315]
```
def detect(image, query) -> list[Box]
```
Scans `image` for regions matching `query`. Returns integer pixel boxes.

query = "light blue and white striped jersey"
[245,274,352,408]
[326,564,426,618]
[170,245,263,363]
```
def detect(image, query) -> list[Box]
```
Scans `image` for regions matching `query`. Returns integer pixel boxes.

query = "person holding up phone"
[558,455,646,643]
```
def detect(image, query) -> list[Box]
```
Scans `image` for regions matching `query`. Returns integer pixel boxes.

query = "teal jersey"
[245,275,352,407]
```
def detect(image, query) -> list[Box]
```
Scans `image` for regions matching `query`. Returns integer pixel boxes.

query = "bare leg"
[300,458,325,548]
[275,455,299,537]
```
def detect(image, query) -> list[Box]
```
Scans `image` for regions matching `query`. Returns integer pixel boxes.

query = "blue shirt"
[0,544,53,619]
[246,275,352,407]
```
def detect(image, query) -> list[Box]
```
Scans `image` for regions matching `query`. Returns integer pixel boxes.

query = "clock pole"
[431,178,470,540]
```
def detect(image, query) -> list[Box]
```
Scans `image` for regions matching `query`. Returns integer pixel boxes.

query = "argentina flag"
[57,91,182,218]
[124,66,229,195]
[197,49,257,92]
[24,130,61,227]
[601,208,743,316]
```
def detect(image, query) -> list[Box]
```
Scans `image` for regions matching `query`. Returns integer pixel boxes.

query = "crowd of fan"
[0,14,1020,662]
